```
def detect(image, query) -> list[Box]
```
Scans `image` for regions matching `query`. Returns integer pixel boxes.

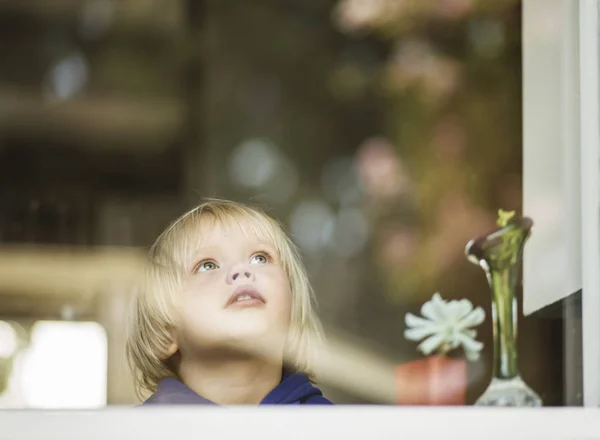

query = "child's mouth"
[226,286,266,308]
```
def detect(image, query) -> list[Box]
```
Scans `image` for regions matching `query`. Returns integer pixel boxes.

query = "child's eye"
[196,260,218,273]
[250,252,270,265]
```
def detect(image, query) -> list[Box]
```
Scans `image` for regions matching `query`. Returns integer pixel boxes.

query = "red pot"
[395,355,467,405]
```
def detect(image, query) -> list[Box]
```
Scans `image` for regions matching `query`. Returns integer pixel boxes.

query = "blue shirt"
[142,371,333,405]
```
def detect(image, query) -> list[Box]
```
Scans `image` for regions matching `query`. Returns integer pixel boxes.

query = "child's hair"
[125,198,323,399]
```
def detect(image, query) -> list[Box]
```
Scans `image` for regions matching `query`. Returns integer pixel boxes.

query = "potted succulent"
[396,292,485,405]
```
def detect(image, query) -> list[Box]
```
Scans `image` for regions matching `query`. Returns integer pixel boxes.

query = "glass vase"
[465,216,542,407]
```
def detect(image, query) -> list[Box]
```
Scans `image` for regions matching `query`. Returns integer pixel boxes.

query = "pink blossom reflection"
[378,227,417,269]
[384,41,461,101]
[389,40,435,87]
[334,0,408,33]
[435,0,474,20]
[355,137,412,198]
[333,0,385,32]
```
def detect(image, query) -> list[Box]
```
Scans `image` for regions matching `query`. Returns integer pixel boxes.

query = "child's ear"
[160,341,178,360]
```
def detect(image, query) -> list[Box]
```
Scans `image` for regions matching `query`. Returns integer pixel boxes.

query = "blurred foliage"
[334,0,523,304]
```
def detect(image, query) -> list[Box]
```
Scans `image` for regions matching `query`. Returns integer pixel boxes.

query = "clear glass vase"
[465,216,542,407]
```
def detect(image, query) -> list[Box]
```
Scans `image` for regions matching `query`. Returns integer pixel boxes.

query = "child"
[126,199,332,405]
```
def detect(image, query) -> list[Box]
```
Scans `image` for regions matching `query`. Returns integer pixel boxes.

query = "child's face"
[171,218,292,361]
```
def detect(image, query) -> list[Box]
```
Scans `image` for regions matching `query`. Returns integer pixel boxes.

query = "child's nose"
[228,265,256,283]
[232,271,252,281]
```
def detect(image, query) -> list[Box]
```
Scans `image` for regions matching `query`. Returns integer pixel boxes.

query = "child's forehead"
[188,213,278,248]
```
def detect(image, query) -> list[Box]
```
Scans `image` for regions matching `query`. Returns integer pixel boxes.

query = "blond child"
[126,199,332,405]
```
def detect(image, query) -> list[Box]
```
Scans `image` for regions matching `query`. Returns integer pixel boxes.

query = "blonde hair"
[125,199,323,398]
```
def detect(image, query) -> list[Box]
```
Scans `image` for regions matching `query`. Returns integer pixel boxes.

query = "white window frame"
[578,0,600,408]
[523,0,600,406]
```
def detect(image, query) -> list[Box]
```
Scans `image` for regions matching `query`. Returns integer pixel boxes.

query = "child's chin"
[224,321,271,340]
[222,326,286,358]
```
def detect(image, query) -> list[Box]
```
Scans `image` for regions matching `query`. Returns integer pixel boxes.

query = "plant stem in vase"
[465,215,542,407]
